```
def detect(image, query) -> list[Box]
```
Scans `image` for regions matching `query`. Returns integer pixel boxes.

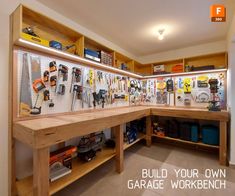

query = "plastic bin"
[191,124,199,142]
[202,125,219,145]
[180,122,191,141]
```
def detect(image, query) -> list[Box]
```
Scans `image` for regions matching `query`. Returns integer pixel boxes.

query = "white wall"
[227,13,235,165]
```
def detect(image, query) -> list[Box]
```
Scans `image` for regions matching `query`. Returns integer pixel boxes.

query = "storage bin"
[180,122,191,141]
[166,120,179,138]
[202,125,219,145]
[191,124,199,142]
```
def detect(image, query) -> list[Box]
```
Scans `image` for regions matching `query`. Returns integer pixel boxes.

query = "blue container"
[49,40,62,50]
[202,125,219,145]
[84,48,100,58]
[191,124,199,142]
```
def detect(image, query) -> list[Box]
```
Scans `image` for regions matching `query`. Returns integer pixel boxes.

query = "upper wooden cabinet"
[136,52,227,75]
[184,52,227,70]
[11,4,227,77]
[11,4,144,76]
[12,5,84,57]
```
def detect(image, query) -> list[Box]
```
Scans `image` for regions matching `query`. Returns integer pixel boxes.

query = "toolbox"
[153,64,165,73]
[202,125,219,145]
[99,50,113,66]
[84,48,101,62]
[172,64,183,73]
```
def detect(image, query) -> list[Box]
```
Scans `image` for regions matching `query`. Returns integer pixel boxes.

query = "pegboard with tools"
[17,50,138,117]
[141,72,226,109]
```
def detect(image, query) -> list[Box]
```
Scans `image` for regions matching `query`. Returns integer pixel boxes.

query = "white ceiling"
[37,0,235,57]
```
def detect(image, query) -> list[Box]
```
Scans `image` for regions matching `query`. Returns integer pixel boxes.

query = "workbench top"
[13,106,229,149]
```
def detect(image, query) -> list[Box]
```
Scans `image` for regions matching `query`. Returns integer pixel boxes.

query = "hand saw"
[19,53,32,116]
[30,54,45,93]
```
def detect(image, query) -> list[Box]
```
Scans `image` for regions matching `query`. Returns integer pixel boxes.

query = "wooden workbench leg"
[33,147,50,196]
[146,116,152,147]
[114,125,124,173]
[219,121,227,165]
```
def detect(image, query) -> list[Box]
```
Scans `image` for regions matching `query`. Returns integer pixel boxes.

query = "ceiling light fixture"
[158,29,165,40]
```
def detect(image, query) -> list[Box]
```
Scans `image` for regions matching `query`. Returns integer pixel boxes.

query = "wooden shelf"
[12,4,143,76]
[114,52,134,71]
[134,63,152,75]
[144,68,227,79]
[153,59,183,74]
[135,52,227,75]
[16,131,146,196]
[184,52,227,70]
[124,133,146,150]
[152,134,219,149]
[16,147,116,195]
[16,132,146,195]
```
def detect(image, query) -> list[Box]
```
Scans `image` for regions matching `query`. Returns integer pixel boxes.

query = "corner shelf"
[152,134,219,149]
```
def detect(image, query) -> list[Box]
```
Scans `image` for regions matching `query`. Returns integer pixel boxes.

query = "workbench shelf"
[123,132,146,150]
[16,132,147,196]
[152,134,219,150]
[16,147,116,195]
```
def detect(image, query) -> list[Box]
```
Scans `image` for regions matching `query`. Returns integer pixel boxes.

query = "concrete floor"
[54,142,235,196]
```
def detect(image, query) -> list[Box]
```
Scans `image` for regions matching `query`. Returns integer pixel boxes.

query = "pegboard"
[141,72,226,108]
[17,50,138,117]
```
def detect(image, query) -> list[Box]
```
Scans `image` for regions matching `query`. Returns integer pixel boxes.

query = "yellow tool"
[183,78,192,93]
[157,81,166,91]
[89,69,94,86]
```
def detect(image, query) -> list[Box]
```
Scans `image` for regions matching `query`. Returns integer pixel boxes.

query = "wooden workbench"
[13,106,229,196]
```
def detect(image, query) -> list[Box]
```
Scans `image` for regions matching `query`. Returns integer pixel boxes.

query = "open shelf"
[137,52,227,76]
[152,134,219,149]
[16,132,146,195]
[153,59,184,74]
[134,63,152,75]
[124,133,146,150]
[184,52,227,70]
[114,52,134,71]
[16,147,115,195]
[12,4,145,76]
[144,68,227,79]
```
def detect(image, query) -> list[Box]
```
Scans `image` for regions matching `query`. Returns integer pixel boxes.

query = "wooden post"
[146,116,152,147]
[33,147,50,196]
[114,125,124,173]
[219,121,227,165]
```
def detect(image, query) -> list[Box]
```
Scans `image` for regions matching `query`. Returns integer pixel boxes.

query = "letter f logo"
[210,5,226,22]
